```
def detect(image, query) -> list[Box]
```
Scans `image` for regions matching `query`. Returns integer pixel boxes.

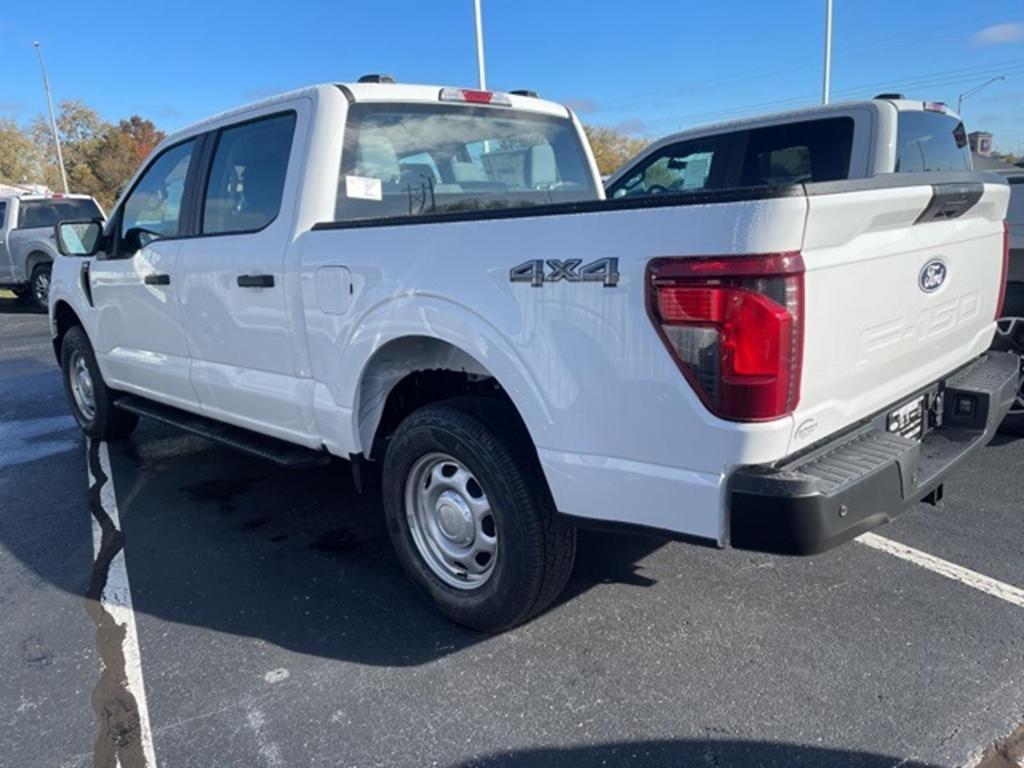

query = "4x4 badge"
[510,257,619,287]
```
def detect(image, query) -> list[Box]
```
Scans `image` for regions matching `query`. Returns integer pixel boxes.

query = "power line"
[635,60,1022,132]
[592,13,1015,113]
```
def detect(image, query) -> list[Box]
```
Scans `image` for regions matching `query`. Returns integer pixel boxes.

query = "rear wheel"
[382,397,576,632]
[60,326,138,440]
[30,263,52,311]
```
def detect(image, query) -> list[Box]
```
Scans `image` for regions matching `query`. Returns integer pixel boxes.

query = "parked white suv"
[49,81,1017,631]
[0,193,103,308]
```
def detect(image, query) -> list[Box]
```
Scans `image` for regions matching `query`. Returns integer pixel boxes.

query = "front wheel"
[30,263,52,311]
[60,326,139,440]
[382,397,576,632]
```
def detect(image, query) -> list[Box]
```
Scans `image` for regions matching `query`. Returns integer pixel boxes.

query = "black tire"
[1001,412,1024,436]
[993,309,1024,436]
[30,263,52,311]
[382,396,576,632]
[60,326,139,440]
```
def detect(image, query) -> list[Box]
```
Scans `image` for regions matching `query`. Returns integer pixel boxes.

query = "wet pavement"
[1,294,1021,768]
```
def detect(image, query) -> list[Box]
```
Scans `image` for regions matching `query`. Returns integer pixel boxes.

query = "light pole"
[473,0,486,90]
[33,41,68,194]
[957,75,1006,115]
[822,0,833,105]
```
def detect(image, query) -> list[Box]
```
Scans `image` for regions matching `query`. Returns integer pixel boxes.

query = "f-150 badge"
[510,258,619,287]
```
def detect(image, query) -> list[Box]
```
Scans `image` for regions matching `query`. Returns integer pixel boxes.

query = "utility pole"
[822,0,833,105]
[473,0,487,90]
[33,41,68,194]
[957,75,1005,115]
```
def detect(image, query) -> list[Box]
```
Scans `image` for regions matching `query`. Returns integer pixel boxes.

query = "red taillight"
[996,220,1010,320]
[647,253,805,421]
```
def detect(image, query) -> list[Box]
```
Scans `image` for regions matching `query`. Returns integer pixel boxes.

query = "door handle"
[237,274,275,288]
[144,273,170,286]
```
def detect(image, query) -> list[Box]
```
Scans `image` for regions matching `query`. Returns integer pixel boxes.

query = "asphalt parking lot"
[1,294,1022,768]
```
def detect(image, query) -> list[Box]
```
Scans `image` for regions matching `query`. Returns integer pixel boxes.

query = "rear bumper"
[729,352,1020,555]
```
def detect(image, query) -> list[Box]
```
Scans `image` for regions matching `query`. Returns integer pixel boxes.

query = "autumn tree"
[583,125,649,176]
[18,100,166,209]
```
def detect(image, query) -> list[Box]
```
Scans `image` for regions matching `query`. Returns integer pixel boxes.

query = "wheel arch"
[26,250,53,275]
[51,299,83,361]
[354,334,546,462]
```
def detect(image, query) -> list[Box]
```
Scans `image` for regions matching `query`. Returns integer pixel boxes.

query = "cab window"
[121,140,195,242]
[739,118,853,185]
[202,112,296,235]
[895,111,971,173]
[18,199,102,228]
[609,137,724,198]
[336,103,597,222]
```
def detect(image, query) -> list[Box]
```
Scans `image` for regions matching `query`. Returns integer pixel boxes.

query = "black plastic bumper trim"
[728,352,1020,556]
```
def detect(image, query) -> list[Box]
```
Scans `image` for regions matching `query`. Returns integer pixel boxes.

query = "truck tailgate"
[793,177,1010,450]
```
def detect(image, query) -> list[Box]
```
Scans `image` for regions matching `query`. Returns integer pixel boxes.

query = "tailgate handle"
[144,273,170,286]
[915,182,983,224]
[237,274,275,288]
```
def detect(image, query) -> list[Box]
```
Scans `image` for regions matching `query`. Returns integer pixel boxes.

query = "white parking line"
[857,532,1024,609]
[87,440,159,767]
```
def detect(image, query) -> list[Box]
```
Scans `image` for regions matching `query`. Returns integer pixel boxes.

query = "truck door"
[88,138,199,408]
[176,107,316,445]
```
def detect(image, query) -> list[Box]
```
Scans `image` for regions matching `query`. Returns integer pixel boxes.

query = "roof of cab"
[163,81,572,144]
[606,97,966,185]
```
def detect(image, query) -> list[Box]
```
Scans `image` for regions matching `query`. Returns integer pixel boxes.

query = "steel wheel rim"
[996,317,1024,415]
[33,270,50,303]
[68,351,97,421]
[404,452,498,590]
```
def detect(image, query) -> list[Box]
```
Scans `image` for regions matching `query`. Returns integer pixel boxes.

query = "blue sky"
[2,0,1023,152]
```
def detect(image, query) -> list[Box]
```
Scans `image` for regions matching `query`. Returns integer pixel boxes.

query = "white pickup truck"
[50,80,1017,631]
[0,192,104,308]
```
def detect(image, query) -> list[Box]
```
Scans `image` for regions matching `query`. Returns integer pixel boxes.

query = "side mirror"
[56,219,104,257]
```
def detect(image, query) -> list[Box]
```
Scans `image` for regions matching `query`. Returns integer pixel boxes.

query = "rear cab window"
[18,198,102,229]
[895,111,971,172]
[335,103,598,222]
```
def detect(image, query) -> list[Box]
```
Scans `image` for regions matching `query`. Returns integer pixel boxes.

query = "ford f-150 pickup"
[49,79,1017,631]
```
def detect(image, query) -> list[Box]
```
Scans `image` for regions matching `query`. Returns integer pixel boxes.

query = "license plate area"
[887,395,928,441]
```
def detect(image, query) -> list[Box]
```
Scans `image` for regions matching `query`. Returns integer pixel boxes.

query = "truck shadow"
[86,420,668,667]
[0,295,44,315]
[443,739,941,768]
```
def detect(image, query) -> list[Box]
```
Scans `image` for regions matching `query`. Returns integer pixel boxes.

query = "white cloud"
[971,22,1024,45]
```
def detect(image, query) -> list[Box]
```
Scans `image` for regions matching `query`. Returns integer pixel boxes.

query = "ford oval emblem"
[919,259,947,293]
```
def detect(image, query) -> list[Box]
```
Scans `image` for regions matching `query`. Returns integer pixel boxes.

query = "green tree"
[0,118,45,185]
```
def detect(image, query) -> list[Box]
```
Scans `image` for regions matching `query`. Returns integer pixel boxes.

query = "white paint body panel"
[48,83,1011,547]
